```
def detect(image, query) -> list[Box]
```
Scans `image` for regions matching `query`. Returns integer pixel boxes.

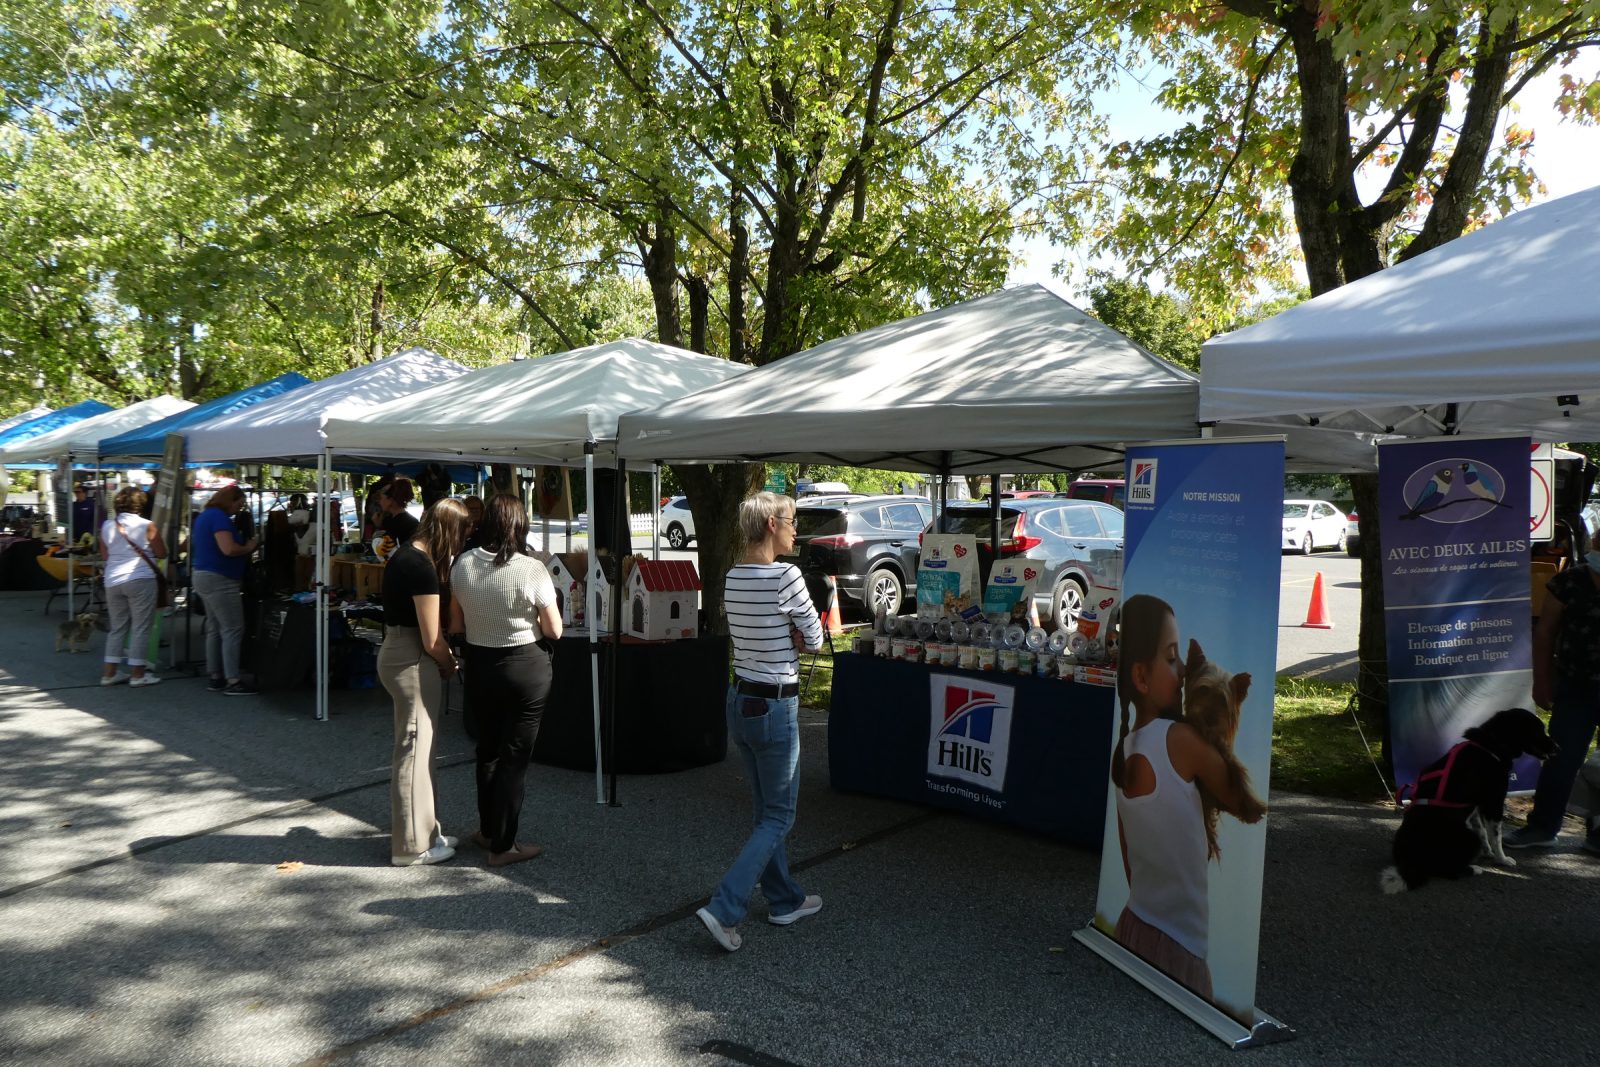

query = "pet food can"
[903,638,923,663]
[1002,623,1027,650]
[874,635,892,658]
[891,638,907,660]
[1046,630,1070,656]
[969,622,991,647]
[998,648,1019,674]
[950,619,970,644]
[1016,649,1035,674]
[1035,652,1056,677]
[914,619,935,640]
[977,646,997,671]
[1058,655,1076,680]
[1024,626,1048,651]
[935,618,954,642]
[957,644,978,669]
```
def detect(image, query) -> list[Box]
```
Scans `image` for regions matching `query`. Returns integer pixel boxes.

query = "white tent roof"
[616,284,1202,474]
[324,338,751,467]
[1201,183,1600,443]
[0,396,194,462]
[181,348,467,465]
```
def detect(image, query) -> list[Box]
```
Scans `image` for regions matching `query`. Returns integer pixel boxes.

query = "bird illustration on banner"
[1401,467,1454,520]
[1459,462,1509,508]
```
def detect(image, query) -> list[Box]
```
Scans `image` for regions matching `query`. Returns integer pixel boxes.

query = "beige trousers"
[378,625,443,857]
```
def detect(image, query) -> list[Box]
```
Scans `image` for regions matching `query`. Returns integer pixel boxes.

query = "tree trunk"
[686,275,709,355]
[1349,472,1389,761]
[641,217,681,348]
[369,280,385,362]
[676,463,764,635]
[728,194,748,364]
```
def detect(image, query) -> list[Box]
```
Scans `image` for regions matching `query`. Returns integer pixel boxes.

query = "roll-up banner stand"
[1076,437,1293,1048]
[1379,435,1535,795]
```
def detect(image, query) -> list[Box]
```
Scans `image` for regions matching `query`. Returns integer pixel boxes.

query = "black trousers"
[465,640,553,852]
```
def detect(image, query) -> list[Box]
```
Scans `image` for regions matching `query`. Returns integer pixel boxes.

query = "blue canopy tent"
[0,400,115,454]
[0,405,50,435]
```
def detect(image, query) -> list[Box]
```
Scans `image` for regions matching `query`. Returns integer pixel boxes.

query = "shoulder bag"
[118,520,172,609]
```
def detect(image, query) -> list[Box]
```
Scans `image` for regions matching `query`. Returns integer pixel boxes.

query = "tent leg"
[650,464,661,561]
[990,472,1002,558]
[585,448,603,803]
[317,449,329,722]
[608,460,626,807]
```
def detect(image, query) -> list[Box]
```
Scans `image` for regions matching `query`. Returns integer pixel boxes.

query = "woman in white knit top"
[448,494,563,868]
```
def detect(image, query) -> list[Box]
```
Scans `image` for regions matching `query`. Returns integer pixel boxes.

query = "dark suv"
[793,496,933,617]
[927,499,1124,629]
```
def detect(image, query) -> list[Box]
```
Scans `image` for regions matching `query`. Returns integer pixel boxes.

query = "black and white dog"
[1381,708,1557,894]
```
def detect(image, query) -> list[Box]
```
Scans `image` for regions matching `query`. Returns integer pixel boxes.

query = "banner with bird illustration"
[1378,435,1536,795]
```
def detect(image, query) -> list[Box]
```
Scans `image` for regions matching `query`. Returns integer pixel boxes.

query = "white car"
[1282,499,1348,554]
[659,496,695,548]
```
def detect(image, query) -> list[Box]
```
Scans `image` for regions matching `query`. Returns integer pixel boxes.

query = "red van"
[1057,479,1125,509]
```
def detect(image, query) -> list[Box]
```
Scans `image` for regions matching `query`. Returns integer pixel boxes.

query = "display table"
[535,634,730,774]
[828,652,1115,847]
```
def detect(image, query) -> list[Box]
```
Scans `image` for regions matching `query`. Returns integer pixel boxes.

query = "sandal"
[486,843,544,867]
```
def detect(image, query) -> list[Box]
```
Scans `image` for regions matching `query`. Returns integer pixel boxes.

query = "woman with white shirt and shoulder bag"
[448,494,563,868]
[99,487,167,688]
[695,491,824,953]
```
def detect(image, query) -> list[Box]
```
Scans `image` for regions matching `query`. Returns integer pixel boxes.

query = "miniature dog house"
[546,552,588,628]
[625,559,701,640]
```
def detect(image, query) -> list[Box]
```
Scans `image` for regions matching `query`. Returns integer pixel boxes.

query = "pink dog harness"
[1396,739,1500,809]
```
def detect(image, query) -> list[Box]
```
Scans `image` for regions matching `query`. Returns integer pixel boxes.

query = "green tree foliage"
[1098,1,1600,733]
[1086,277,1204,371]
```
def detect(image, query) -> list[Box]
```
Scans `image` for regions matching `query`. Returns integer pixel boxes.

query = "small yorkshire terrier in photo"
[55,611,100,653]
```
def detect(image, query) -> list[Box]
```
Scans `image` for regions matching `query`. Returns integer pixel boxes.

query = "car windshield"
[1283,504,1310,518]
[796,508,847,536]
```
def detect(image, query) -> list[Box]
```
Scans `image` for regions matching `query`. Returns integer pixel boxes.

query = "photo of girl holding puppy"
[1110,593,1265,1000]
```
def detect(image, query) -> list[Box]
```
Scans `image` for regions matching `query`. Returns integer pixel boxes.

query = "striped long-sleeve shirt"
[724,562,824,685]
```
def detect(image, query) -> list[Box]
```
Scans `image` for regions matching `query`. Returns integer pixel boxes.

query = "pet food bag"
[981,560,1040,625]
[916,535,980,620]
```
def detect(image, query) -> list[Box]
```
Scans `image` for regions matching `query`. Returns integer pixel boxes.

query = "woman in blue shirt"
[191,487,259,695]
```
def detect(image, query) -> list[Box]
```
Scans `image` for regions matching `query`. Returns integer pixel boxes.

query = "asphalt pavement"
[6,578,1596,1066]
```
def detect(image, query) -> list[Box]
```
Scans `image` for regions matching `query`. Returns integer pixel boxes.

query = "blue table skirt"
[828,652,1115,848]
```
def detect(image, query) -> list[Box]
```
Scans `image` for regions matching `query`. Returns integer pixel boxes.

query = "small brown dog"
[1183,638,1268,860]
[55,611,100,653]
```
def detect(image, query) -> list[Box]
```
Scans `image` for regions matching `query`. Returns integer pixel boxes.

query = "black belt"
[735,678,799,699]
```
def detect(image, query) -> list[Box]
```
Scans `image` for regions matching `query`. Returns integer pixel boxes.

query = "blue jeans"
[706,688,807,926]
[1528,678,1600,834]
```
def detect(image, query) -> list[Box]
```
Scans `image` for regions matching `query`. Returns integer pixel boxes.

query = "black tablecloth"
[828,652,1115,847]
[538,634,729,774]
[0,536,54,591]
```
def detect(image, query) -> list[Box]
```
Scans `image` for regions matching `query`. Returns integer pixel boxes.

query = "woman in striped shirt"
[696,492,824,952]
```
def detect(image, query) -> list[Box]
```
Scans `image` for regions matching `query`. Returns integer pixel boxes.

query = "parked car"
[658,495,696,548]
[1057,478,1125,509]
[793,495,933,617]
[1282,499,1348,554]
[925,499,1124,629]
[1344,509,1361,556]
[795,479,852,497]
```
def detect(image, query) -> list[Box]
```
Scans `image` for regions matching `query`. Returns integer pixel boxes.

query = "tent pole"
[938,452,951,533]
[651,464,661,562]
[990,472,1002,560]
[608,459,626,807]
[585,445,603,803]
[317,448,330,721]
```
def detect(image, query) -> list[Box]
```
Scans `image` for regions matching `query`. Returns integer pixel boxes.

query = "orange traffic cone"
[1301,571,1332,629]
[820,574,845,635]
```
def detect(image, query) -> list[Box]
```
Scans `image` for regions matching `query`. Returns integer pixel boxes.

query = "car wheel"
[868,567,903,617]
[1336,529,1347,553]
[1301,533,1313,556]
[666,522,688,549]
[1053,576,1087,631]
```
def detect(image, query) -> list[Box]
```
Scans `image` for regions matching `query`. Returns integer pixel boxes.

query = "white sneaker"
[129,674,162,688]
[391,844,455,866]
[100,673,132,687]
[434,834,459,850]
[768,894,824,926]
[696,907,742,951]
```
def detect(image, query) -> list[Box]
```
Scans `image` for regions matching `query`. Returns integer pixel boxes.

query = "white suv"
[659,496,696,549]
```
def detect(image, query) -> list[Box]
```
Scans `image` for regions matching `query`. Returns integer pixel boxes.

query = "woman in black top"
[378,498,468,866]
[380,476,421,544]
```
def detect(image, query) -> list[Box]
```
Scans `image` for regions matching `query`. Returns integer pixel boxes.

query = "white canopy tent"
[325,338,752,803]
[1200,182,1600,443]
[0,396,194,464]
[0,405,49,435]
[614,283,1372,473]
[181,348,466,466]
[176,348,468,724]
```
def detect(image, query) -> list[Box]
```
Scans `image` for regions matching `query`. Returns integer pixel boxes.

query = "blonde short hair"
[739,491,795,544]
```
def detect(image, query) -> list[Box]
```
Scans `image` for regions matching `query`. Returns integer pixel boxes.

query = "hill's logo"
[1129,459,1158,506]
[928,676,1014,791]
